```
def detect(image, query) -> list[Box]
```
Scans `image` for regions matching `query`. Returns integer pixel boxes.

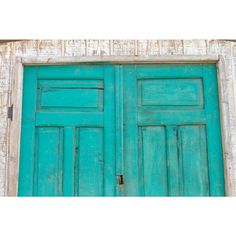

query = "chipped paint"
[1,40,236,196]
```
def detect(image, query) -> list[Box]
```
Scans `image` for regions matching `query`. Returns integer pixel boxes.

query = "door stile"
[115,65,124,196]
[103,65,116,196]
[203,65,225,196]
[123,65,139,196]
[18,66,38,196]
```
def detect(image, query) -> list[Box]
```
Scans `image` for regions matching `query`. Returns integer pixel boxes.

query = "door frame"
[7,55,233,196]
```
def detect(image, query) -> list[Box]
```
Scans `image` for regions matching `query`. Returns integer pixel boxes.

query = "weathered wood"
[17,64,117,196]
[124,64,224,196]
[7,59,23,196]
[21,55,219,65]
[0,40,235,196]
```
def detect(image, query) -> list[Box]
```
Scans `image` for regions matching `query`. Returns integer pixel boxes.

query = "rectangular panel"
[75,128,104,196]
[34,128,63,196]
[179,125,210,196]
[138,78,203,110]
[38,79,104,111]
[40,88,103,111]
[140,127,168,196]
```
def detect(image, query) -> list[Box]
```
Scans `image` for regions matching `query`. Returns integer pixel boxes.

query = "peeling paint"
[1,40,236,196]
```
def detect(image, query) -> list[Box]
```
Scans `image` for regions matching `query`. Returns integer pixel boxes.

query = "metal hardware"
[117,175,124,185]
[8,105,13,121]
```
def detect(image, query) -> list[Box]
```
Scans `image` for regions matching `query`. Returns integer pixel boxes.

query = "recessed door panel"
[75,128,104,196]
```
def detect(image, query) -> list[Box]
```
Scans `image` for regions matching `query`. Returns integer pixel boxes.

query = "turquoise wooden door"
[123,64,225,196]
[18,64,225,196]
[18,65,116,196]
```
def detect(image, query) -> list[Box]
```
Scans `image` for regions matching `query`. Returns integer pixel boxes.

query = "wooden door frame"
[7,55,233,196]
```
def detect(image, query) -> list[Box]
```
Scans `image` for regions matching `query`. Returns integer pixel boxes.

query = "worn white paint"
[1,40,236,196]
[21,55,219,64]
[7,59,23,196]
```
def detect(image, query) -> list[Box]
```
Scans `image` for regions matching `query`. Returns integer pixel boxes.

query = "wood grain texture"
[115,65,124,196]
[18,66,37,196]
[141,127,168,196]
[0,40,235,196]
[18,65,116,196]
[126,64,224,196]
[21,55,219,64]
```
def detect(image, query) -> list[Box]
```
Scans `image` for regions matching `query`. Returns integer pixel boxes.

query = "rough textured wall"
[1,40,236,196]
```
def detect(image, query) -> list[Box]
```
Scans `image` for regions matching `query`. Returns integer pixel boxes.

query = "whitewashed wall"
[1,40,236,196]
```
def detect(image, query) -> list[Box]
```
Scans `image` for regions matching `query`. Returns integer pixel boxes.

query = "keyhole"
[117,175,124,185]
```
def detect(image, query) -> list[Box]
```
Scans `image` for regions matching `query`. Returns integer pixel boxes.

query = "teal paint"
[18,66,37,196]
[115,65,124,196]
[124,64,225,196]
[141,127,168,196]
[63,127,75,196]
[18,64,225,196]
[19,65,116,196]
[35,127,63,196]
[77,128,104,196]
[123,65,139,196]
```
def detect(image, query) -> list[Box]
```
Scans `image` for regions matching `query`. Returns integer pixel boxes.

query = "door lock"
[117,175,124,186]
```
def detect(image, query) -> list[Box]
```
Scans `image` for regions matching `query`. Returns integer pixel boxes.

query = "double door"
[18,64,225,196]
